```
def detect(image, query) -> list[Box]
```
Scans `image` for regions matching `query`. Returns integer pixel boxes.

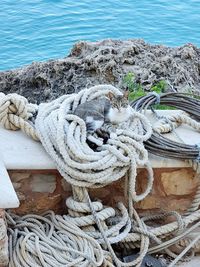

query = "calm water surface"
[1,0,200,70]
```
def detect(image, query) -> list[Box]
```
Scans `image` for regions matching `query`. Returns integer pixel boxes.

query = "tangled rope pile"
[35,85,152,191]
[130,91,200,263]
[6,211,105,267]
[34,85,154,263]
[1,86,200,266]
[0,85,155,266]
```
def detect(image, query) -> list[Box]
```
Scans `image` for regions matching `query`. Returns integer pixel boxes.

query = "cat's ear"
[123,90,129,99]
[107,92,114,100]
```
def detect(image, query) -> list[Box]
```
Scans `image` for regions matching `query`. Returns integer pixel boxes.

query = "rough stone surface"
[8,167,198,215]
[10,172,30,182]
[161,169,199,196]
[30,174,56,193]
[0,39,200,104]
[9,170,69,214]
[134,168,198,212]
[0,209,8,266]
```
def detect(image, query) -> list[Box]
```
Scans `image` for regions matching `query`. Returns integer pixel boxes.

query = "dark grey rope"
[131,92,200,160]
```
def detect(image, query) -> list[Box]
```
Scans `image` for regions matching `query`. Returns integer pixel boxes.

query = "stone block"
[8,167,198,215]
[161,169,199,196]
[9,172,30,182]
[30,174,56,193]
[9,170,70,215]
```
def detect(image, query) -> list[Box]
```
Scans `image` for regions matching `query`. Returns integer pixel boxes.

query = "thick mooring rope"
[35,85,152,191]
[0,92,38,140]
[0,85,154,266]
[1,87,200,266]
[34,84,154,266]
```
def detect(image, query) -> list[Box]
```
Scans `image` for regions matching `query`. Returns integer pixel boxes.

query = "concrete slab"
[0,159,19,208]
[178,256,200,266]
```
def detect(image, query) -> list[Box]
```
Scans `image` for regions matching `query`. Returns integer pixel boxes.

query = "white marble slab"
[0,127,56,170]
[0,158,19,208]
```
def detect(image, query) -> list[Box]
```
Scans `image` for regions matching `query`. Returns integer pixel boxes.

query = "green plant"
[151,80,176,110]
[123,72,145,101]
[151,80,167,94]
[123,72,176,110]
[123,72,135,92]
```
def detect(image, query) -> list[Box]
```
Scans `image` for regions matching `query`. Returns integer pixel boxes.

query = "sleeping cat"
[73,90,132,145]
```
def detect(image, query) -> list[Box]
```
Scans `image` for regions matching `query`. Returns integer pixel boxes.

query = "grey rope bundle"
[131,92,200,160]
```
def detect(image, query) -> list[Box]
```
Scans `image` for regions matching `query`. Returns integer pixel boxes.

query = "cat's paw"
[95,128,110,144]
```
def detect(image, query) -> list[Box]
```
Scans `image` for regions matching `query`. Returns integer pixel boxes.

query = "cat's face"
[108,91,129,112]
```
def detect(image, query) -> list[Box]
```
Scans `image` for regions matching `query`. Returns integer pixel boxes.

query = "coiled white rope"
[0,85,154,266]
[2,86,200,266]
[35,85,153,192]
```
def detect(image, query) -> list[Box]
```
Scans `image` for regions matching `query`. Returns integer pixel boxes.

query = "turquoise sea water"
[1,0,200,71]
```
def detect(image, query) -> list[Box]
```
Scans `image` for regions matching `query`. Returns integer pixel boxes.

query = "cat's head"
[108,91,129,112]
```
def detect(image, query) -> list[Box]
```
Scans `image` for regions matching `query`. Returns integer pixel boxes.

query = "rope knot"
[0,92,39,140]
[0,92,29,130]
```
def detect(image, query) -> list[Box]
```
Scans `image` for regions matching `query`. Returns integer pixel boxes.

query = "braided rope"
[0,86,153,266]
[2,88,200,266]
[168,234,200,267]
[153,111,200,134]
[0,92,38,140]
[0,215,8,266]
[6,211,104,267]
[35,85,153,195]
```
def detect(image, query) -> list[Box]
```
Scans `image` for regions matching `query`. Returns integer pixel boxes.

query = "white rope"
[153,110,200,134]
[0,86,154,266]
[168,234,200,267]
[35,85,153,196]
[2,87,200,265]
[0,92,38,140]
[6,211,105,267]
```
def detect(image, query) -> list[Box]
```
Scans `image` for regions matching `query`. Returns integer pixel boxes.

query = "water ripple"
[0,0,200,70]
